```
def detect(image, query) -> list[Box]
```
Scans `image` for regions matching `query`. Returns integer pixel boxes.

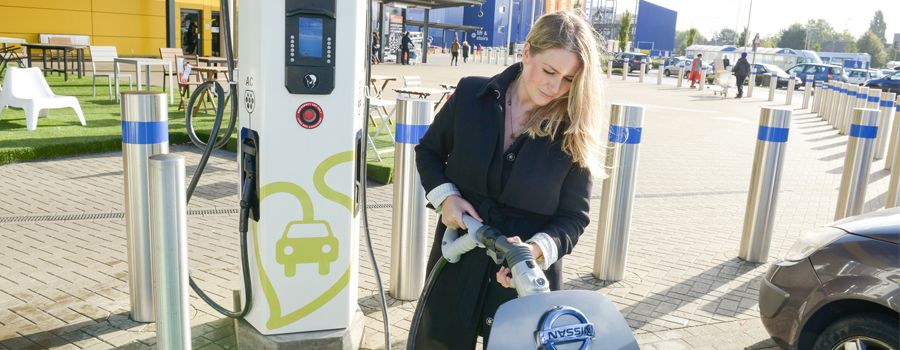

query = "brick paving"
[1,54,894,349]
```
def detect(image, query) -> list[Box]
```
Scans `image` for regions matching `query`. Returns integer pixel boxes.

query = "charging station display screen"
[298,17,323,59]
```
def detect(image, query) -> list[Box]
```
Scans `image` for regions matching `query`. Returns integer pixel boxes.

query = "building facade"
[0,0,225,57]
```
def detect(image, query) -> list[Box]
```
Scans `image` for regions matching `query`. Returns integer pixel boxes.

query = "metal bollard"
[656,64,663,85]
[785,72,796,105]
[593,104,644,281]
[148,154,191,349]
[606,59,613,79]
[739,107,792,263]
[748,73,755,98]
[888,149,900,207]
[831,83,847,127]
[390,98,434,300]
[834,108,881,220]
[822,83,834,122]
[639,63,646,83]
[845,86,869,135]
[767,73,777,101]
[121,91,169,323]
[837,84,857,134]
[622,62,629,80]
[802,75,813,109]
[809,86,822,116]
[885,95,899,170]
[699,71,706,91]
[677,67,684,88]
[867,89,887,160]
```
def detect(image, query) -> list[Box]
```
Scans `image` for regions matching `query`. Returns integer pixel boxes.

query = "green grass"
[0,72,396,184]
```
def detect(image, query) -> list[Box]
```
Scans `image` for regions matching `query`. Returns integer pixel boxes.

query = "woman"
[413,10,607,349]
[451,38,460,66]
[462,40,471,63]
[689,53,703,88]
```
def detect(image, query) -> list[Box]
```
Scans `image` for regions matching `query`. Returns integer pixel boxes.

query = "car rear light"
[827,73,832,79]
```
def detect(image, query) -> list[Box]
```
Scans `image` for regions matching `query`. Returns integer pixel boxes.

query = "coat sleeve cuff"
[527,232,558,270]
[426,182,460,214]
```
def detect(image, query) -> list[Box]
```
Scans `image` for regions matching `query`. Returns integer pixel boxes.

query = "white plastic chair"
[364,86,395,161]
[89,46,132,99]
[0,67,86,131]
[399,75,421,99]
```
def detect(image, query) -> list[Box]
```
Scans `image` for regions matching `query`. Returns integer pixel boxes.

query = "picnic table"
[370,74,397,98]
[393,86,454,110]
[113,58,174,104]
[22,42,88,81]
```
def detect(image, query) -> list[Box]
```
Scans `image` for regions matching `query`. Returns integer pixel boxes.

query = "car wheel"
[812,313,899,350]
[664,69,670,76]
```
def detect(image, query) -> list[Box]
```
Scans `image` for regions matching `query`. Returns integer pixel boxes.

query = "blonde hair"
[520,10,607,178]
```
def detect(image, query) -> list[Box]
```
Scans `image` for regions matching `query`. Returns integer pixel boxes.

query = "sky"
[617,0,899,42]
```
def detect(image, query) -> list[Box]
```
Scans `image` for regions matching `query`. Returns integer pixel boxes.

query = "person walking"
[462,40,470,63]
[451,38,460,66]
[732,52,751,98]
[723,55,730,70]
[689,53,703,88]
[411,10,606,349]
[401,32,412,65]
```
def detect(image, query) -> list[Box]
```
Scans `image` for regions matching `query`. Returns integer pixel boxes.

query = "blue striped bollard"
[391,98,433,300]
[835,108,881,220]
[885,94,899,170]
[838,84,858,134]
[802,74,813,109]
[888,96,900,207]
[739,107,791,263]
[121,91,170,323]
[594,104,644,281]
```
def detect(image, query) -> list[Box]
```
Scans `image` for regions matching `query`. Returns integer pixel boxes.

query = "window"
[803,65,819,73]
[788,66,803,74]
[831,67,844,75]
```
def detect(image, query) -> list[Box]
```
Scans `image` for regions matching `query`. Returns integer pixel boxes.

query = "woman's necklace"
[505,87,519,141]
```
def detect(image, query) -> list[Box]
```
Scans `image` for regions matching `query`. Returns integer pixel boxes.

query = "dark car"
[752,64,802,89]
[611,52,650,73]
[759,208,899,350]
[864,70,900,94]
[786,63,848,85]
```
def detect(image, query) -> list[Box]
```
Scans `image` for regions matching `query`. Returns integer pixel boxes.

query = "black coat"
[733,57,751,77]
[412,63,593,349]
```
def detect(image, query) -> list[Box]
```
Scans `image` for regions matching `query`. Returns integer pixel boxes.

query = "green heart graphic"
[251,151,355,330]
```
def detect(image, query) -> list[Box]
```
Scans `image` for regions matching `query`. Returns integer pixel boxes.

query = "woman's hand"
[496,236,544,288]
[440,195,482,230]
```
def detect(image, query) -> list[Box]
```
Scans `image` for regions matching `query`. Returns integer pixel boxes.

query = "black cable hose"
[362,1,393,348]
[181,0,251,319]
[406,258,447,348]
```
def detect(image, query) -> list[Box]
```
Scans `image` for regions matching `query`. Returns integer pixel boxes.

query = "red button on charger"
[296,102,323,129]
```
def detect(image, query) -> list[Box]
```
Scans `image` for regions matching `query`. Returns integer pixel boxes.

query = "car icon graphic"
[275,220,339,277]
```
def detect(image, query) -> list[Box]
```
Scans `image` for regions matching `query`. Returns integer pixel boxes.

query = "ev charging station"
[236,0,367,342]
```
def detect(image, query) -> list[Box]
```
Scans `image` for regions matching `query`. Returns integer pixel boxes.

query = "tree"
[737,27,749,47]
[777,23,806,49]
[868,10,886,42]
[858,31,887,67]
[831,31,858,53]
[711,28,738,45]
[805,19,837,51]
[618,10,631,52]
[761,36,778,48]
[686,28,699,47]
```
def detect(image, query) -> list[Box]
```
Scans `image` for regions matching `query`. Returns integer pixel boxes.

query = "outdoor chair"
[88,45,132,99]
[0,67,86,131]
[160,47,198,92]
[0,46,26,76]
[399,75,421,99]
[364,86,395,161]
[47,37,75,75]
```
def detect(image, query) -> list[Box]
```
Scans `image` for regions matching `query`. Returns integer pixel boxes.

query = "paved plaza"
[0,54,894,349]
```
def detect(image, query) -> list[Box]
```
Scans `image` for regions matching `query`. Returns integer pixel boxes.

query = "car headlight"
[783,226,846,261]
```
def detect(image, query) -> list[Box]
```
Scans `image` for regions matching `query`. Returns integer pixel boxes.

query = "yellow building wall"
[0,0,221,57]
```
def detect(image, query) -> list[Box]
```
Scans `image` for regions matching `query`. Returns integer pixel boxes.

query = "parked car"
[846,69,884,85]
[786,63,848,85]
[759,208,899,350]
[752,64,802,89]
[864,70,900,94]
[611,52,651,73]
[661,57,691,77]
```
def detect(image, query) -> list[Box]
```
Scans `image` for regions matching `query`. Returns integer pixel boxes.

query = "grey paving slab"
[1,53,894,349]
